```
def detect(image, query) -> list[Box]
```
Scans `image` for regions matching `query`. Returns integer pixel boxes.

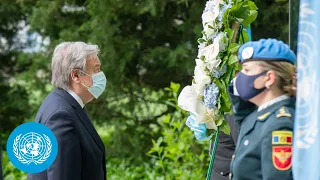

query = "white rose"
[214,0,223,5]
[203,21,218,38]
[215,32,228,51]
[204,0,221,14]
[194,106,218,130]
[198,43,220,62]
[194,66,211,86]
[193,62,211,96]
[178,85,199,112]
[198,42,206,49]
[206,59,222,71]
[202,12,219,23]
[203,21,215,30]
[177,85,218,130]
[195,58,205,68]
[192,82,205,97]
[177,85,207,115]
[203,20,214,28]
[206,120,218,130]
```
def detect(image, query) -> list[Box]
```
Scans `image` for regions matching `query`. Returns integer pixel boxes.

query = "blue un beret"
[238,38,296,64]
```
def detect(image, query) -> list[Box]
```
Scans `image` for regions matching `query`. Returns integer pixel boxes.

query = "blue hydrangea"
[204,83,219,109]
[204,1,218,13]
[212,64,227,78]
[217,4,232,22]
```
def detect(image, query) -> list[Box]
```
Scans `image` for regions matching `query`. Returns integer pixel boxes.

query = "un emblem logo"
[7,122,58,173]
[13,132,52,165]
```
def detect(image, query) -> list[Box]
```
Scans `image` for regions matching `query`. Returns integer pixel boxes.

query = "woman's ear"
[265,71,276,89]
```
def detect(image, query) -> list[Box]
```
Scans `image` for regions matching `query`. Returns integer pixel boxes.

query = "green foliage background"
[0,0,290,179]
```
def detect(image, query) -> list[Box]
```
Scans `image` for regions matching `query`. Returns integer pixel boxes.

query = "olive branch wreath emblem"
[13,133,52,165]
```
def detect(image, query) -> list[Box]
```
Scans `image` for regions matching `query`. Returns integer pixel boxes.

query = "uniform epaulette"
[276,106,291,118]
[258,112,271,121]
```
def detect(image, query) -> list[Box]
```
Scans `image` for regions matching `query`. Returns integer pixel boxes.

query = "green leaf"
[221,97,232,113]
[228,55,239,65]
[221,89,232,111]
[162,114,171,124]
[242,10,258,26]
[223,9,231,25]
[208,25,214,29]
[165,101,176,108]
[170,82,180,93]
[241,29,250,43]
[230,2,243,12]
[193,24,203,35]
[214,80,231,113]
[206,129,217,137]
[221,54,229,67]
[164,87,171,91]
[216,117,224,126]
[235,7,248,20]
[227,29,235,43]
[235,17,244,24]
[197,38,206,44]
[228,43,240,53]
[221,121,231,135]
[236,63,243,72]
[217,96,222,109]
[214,79,224,89]
[221,95,232,113]
[215,79,232,113]
[247,1,258,10]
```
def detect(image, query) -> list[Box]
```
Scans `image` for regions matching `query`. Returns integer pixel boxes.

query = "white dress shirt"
[66,89,85,108]
[258,94,289,112]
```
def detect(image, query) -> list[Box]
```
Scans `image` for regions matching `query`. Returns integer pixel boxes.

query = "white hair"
[51,42,100,90]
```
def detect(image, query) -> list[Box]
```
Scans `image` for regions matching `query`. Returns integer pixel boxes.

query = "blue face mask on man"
[80,70,107,99]
[235,71,267,101]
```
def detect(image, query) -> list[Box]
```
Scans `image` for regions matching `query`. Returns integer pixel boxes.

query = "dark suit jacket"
[28,88,106,180]
[210,114,239,180]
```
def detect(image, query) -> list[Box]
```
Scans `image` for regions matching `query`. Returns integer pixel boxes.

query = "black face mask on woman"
[235,71,267,101]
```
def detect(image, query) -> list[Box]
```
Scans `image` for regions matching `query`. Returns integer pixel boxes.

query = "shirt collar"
[66,89,85,108]
[258,94,289,112]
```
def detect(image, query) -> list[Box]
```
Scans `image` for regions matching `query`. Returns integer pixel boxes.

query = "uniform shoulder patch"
[276,106,292,118]
[272,146,292,170]
[272,131,292,145]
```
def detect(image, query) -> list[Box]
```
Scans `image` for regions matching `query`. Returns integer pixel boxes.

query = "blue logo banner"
[293,0,320,179]
[6,122,58,173]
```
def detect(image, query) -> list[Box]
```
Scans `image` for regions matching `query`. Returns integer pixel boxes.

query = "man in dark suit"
[210,114,238,180]
[28,42,107,180]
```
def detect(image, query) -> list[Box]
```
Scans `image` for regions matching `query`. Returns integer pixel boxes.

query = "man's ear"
[70,70,81,83]
[265,71,276,89]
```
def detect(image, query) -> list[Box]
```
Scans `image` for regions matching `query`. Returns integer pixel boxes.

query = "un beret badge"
[242,46,254,60]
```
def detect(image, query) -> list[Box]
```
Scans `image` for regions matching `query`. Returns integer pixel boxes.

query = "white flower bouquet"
[178,0,257,134]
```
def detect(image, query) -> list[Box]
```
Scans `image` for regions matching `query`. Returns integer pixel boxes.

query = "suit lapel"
[75,107,105,152]
[53,88,105,153]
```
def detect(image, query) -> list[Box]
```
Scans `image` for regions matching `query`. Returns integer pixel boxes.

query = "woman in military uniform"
[229,38,296,180]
